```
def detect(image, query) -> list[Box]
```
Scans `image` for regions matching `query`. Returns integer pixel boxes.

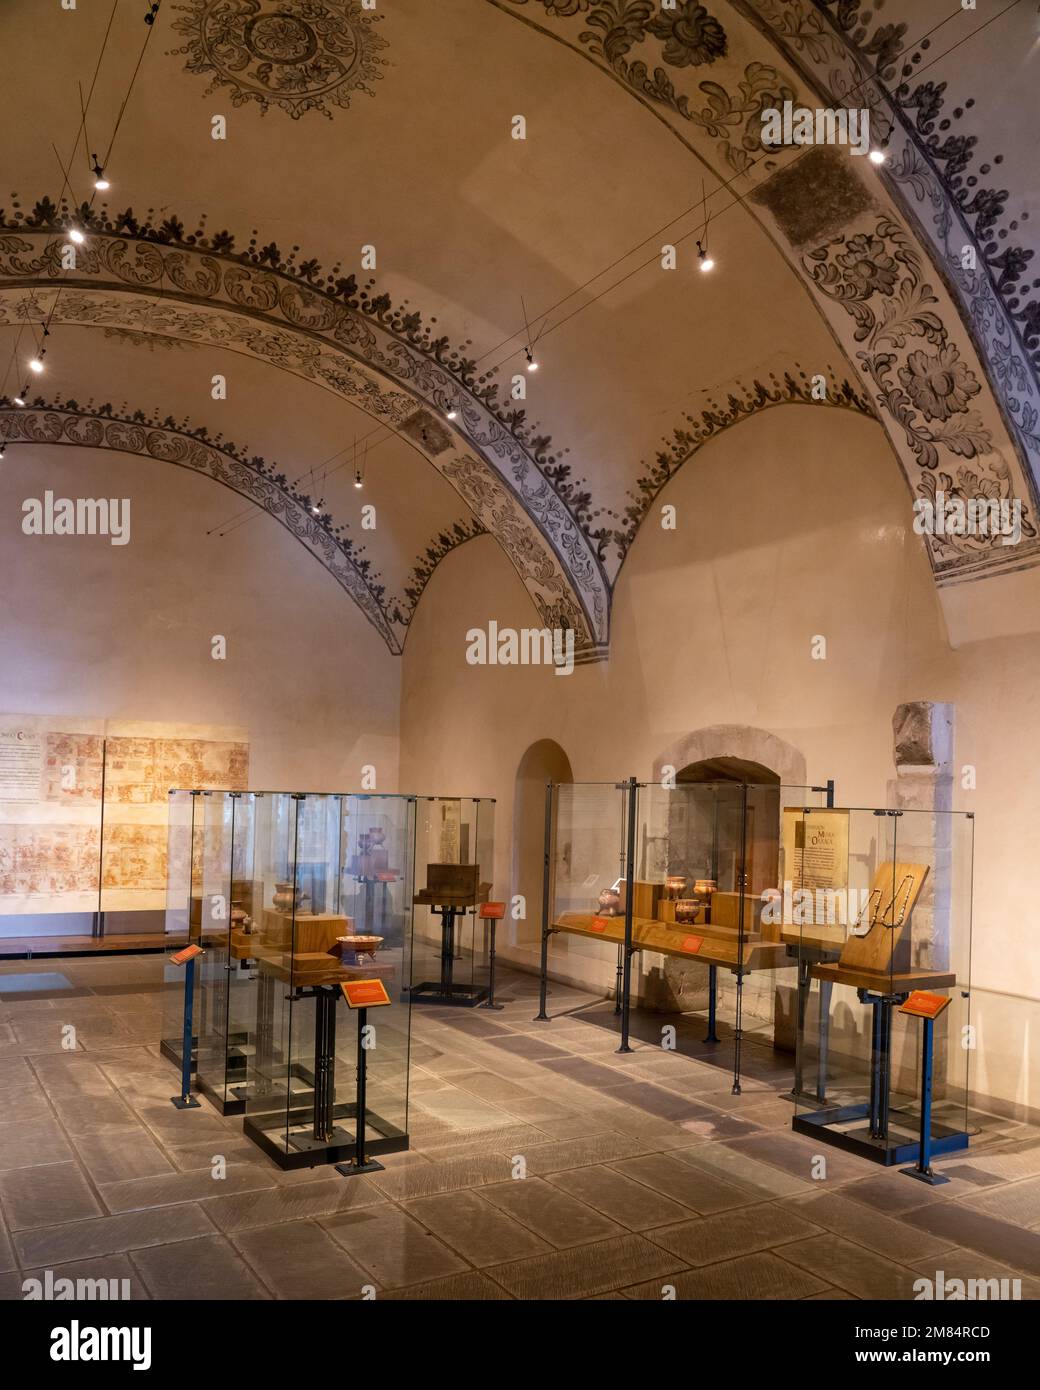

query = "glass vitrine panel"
[411,797,496,1007]
[791,806,975,1167]
[244,792,415,1168]
[159,789,202,1070]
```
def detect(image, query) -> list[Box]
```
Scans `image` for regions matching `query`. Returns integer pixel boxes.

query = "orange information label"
[900,990,951,1020]
[169,944,203,966]
[681,935,704,953]
[589,917,610,932]
[340,979,392,1009]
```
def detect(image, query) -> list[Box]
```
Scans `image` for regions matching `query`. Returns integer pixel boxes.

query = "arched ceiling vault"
[1,0,1037,662]
[490,0,1040,585]
[0,217,609,655]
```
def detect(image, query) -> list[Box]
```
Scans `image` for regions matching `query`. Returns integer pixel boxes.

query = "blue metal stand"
[902,1015,950,1186]
[170,954,201,1110]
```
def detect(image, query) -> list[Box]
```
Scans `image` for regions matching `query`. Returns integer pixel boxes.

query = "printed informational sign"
[680,935,704,953]
[341,978,392,1009]
[170,944,203,966]
[0,730,44,801]
[782,807,850,897]
[900,991,952,1020]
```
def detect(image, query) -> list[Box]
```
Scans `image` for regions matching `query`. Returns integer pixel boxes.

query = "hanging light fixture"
[91,155,110,191]
[67,226,85,245]
[524,347,538,372]
[696,240,715,273]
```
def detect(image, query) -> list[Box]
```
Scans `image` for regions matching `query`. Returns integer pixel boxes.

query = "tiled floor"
[1,954,1039,1300]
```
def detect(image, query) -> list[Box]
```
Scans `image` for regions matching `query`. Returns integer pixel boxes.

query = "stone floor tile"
[480,1176,626,1248]
[490,1233,678,1299]
[235,1219,374,1299]
[610,1153,756,1215]
[403,1189,552,1266]
[646,1203,824,1267]
[130,1234,269,1299]
[0,1160,102,1230]
[201,1175,385,1233]
[15,1203,214,1266]
[625,1250,828,1300]
[322,1205,468,1288]
[779,1233,922,1298]
[547,1165,696,1231]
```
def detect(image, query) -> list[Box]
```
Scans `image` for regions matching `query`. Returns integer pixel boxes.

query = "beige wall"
[0,445,400,793]
[400,405,1040,1113]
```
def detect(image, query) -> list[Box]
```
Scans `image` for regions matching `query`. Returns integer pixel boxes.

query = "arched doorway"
[677,756,781,897]
[511,739,573,950]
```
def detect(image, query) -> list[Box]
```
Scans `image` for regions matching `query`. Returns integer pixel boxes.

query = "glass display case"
[159,788,203,1071]
[789,806,974,1168]
[192,791,256,1113]
[537,778,830,1089]
[243,792,415,1169]
[410,797,496,1006]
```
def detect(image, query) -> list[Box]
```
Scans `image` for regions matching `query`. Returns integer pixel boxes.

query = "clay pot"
[675,899,700,925]
[272,881,298,913]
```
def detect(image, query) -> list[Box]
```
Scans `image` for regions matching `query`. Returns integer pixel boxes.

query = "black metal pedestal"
[410,904,489,1007]
[336,1006,385,1177]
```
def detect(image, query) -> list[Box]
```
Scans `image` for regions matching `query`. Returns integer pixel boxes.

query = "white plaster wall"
[0,445,400,793]
[400,405,1040,1113]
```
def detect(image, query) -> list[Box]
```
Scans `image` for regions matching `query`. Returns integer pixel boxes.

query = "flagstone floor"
[1,953,1038,1301]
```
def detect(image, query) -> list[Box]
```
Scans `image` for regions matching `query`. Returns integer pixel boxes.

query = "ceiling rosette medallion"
[170,0,389,119]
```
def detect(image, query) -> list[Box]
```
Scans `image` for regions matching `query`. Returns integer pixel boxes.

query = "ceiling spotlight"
[14,390,27,406]
[446,408,458,420]
[67,227,85,245]
[354,470,363,490]
[869,148,887,165]
[696,241,714,272]
[91,155,110,191]
[524,348,538,373]
[29,354,45,374]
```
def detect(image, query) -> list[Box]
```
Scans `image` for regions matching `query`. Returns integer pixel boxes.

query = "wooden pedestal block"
[258,910,351,953]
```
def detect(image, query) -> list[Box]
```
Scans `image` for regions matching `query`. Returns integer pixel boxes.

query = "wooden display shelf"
[257,946,399,989]
[553,913,790,971]
[809,961,956,993]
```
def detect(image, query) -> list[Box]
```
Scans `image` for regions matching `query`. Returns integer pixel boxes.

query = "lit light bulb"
[525,358,538,373]
[869,148,887,165]
[696,242,714,273]
[446,408,458,420]
[29,355,45,374]
[354,472,363,490]
[94,176,110,191]
[67,227,85,244]
[14,391,27,406]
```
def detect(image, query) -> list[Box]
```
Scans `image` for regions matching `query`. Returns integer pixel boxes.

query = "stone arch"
[491,1,1040,585]
[653,725,809,791]
[511,738,574,950]
[0,399,409,650]
[0,212,611,657]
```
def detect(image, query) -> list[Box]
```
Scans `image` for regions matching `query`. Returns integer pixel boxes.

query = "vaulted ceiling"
[2,0,1037,657]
